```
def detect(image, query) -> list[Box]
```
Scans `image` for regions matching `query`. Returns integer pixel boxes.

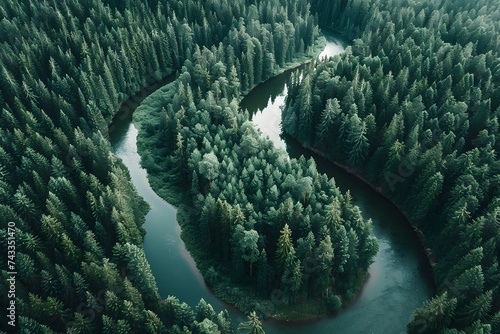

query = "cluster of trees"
[135,0,378,316]
[0,0,279,332]
[285,0,500,332]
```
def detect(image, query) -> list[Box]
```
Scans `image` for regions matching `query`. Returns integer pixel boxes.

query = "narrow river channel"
[110,32,433,334]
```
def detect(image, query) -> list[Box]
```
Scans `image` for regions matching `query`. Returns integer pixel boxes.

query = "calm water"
[110,32,433,334]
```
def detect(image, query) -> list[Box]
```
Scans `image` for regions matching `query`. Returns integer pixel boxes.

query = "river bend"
[110,32,433,334]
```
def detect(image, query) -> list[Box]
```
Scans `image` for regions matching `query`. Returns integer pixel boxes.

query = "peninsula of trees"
[133,0,377,319]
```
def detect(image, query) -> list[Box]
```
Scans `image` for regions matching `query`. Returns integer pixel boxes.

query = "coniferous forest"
[284,0,500,332]
[133,0,378,320]
[0,0,499,334]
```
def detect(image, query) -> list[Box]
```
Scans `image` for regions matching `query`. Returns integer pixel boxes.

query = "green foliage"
[132,0,376,318]
[235,227,260,276]
[12,0,492,329]
[325,294,342,312]
[0,0,244,331]
[120,243,159,304]
[407,292,457,334]
[237,311,265,334]
[286,0,500,331]
[275,224,296,274]
[199,152,220,182]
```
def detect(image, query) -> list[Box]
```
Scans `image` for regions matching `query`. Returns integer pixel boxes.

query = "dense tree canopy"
[5,0,495,331]
[0,0,374,331]
[0,0,293,331]
[133,0,377,317]
[285,0,500,332]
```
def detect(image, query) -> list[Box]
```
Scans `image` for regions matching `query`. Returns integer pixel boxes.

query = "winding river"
[110,32,433,333]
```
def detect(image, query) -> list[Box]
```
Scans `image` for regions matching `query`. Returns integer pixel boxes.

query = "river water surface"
[110,32,433,334]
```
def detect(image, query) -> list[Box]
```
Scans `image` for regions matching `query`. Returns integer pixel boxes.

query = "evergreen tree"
[407,292,457,334]
[345,115,370,166]
[316,98,341,147]
[315,234,335,296]
[237,311,265,334]
[275,224,296,274]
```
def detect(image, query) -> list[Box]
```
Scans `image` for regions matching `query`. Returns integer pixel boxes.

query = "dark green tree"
[237,311,265,334]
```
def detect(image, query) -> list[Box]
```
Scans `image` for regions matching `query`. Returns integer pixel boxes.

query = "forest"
[0,0,498,333]
[284,0,500,332]
[0,0,247,332]
[133,0,378,320]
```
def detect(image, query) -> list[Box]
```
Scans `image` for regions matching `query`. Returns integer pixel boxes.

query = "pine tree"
[195,299,217,323]
[316,98,341,147]
[282,258,302,297]
[407,292,457,334]
[458,290,492,325]
[297,77,314,145]
[217,199,232,262]
[345,115,370,166]
[237,311,265,334]
[122,243,159,304]
[315,234,334,297]
[275,224,296,274]
[411,172,444,222]
[216,310,234,334]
